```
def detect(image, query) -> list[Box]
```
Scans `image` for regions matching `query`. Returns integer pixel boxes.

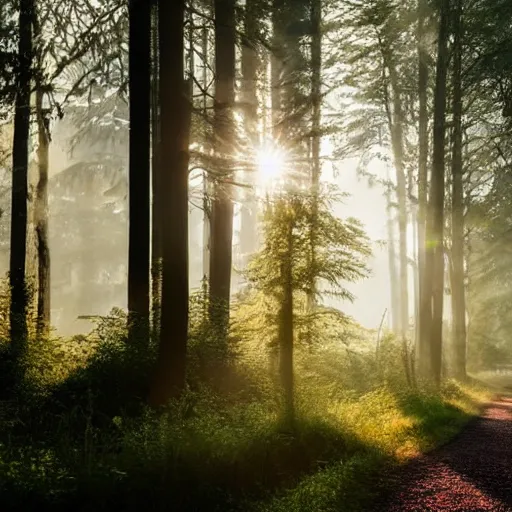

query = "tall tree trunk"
[150,2,162,340]
[76,200,97,317]
[10,0,33,355]
[428,0,450,387]
[389,66,410,384]
[35,89,50,340]
[128,0,151,346]
[417,0,430,376]
[202,180,211,280]
[149,0,190,406]
[308,0,321,310]
[386,185,400,333]
[271,0,283,137]
[240,0,259,266]
[412,210,419,342]
[209,0,236,336]
[269,0,284,376]
[450,0,466,381]
[201,23,211,281]
[380,46,409,346]
[279,209,294,426]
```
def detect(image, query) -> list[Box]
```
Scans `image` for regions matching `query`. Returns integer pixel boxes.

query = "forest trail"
[378,395,512,511]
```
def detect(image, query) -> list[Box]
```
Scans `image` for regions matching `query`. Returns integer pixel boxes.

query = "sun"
[256,144,286,188]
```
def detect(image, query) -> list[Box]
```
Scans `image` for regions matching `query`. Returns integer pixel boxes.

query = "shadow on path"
[371,397,512,512]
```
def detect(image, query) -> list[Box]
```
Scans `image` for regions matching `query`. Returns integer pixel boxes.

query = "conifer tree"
[149,0,190,405]
[209,0,236,337]
[9,0,34,356]
[127,0,151,346]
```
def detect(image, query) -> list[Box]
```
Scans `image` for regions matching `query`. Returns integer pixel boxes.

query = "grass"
[248,380,492,512]
[0,311,496,511]
[0,372,492,512]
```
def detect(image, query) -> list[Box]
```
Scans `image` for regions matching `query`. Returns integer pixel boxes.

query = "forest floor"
[0,352,503,512]
[374,390,512,512]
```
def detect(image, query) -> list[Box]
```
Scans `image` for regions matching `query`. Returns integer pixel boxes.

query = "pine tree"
[149,0,190,405]
[416,0,430,376]
[34,87,50,340]
[127,0,151,346]
[450,0,466,380]
[9,0,34,357]
[245,187,371,422]
[427,0,450,387]
[150,2,162,340]
[239,0,262,267]
[208,0,236,337]
[308,0,322,309]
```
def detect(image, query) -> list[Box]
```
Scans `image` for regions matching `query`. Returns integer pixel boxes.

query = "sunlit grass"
[0,360,493,512]
[252,381,492,512]
[0,303,494,512]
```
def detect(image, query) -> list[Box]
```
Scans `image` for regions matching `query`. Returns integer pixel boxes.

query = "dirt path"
[377,397,512,511]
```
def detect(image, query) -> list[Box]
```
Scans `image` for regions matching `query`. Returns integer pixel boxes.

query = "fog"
[0,111,407,335]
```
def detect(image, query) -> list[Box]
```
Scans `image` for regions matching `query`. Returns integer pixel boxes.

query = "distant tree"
[459,0,512,373]
[449,0,466,380]
[33,5,50,340]
[416,0,430,377]
[8,0,127,339]
[34,86,50,340]
[332,0,419,383]
[0,0,16,113]
[49,161,127,327]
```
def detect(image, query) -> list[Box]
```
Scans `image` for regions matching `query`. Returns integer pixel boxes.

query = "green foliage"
[0,290,492,511]
[251,381,489,512]
[48,308,154,417]
[0,0,16,112]
[248,188,370,298]
[236,186,371,355]
[467,157,512,371]
[187,281,240,388]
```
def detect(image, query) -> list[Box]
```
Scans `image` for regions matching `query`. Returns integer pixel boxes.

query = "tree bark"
[150,2,162,340]
[386,180,400,333]
[149,0,190,406]
[450,0,467,381]
[417,0,430,377]
[35,89,50,340]
[128,0,151,346]
[10,0,33,354]
[201,23,211,281]
[379,40,409,353]
[240,0,260,265]
[209,0,236,336]
[308,0,321,310]
[271,0,283,137]
[279,209,294,426]
[389,65,410,382]
[429,0,450,387]
[412,209,419,342]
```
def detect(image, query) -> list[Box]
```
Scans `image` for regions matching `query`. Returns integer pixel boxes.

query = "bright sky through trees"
[256,142,286,190]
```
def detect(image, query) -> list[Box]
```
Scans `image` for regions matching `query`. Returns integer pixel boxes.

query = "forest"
[0,0,511,510]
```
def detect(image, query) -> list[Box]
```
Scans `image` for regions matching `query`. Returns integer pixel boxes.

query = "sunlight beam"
[255,143,286,191]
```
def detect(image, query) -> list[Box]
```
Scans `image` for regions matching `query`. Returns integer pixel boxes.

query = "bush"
[0,281,492,512]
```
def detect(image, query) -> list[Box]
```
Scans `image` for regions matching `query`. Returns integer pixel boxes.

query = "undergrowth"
[0,303,492,512]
